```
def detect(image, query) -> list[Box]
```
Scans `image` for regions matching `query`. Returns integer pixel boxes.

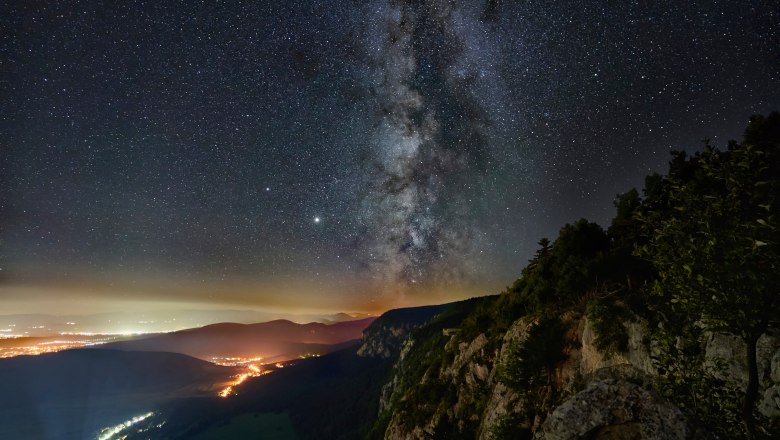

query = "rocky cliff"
[358,300,780,439]
[357,304,449,359]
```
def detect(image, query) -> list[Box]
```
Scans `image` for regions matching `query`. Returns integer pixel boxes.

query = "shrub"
[586,299,633,357]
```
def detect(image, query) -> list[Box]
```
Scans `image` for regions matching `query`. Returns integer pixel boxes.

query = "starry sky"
[1,0,779,315]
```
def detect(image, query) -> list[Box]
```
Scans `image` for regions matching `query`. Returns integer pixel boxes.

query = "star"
[1,0,776,312]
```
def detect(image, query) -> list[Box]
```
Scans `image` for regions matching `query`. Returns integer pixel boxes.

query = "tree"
[550,219,610,303]
[637,113,780,439]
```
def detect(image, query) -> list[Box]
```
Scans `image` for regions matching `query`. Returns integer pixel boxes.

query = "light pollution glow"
[218,364,268,398]
[0,269,491,318]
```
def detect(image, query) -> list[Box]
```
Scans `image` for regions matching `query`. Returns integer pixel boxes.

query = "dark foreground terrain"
[0,349,238,439]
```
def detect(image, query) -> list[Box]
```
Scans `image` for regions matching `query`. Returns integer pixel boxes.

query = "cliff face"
[376,311,698,440]
[357,304,449,359]
[363,302,780,440]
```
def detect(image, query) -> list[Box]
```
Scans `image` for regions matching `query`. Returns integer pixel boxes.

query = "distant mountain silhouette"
[325,312,375,322]
[99,317,376,361]
[0,348,237,439]
[121,304,450,439]
[0,311,377,337]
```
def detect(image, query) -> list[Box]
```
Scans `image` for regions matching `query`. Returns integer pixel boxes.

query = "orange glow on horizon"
[0,269,492,317]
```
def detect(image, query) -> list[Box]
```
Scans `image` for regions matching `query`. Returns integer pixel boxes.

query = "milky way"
[358,0,494,297]
[1,0,778,311]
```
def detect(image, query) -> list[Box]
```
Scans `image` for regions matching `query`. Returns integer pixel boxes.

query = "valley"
[0,317,375,439]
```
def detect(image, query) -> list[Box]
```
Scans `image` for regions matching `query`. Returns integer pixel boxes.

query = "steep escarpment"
[358,304,449,359]
[364,301,779,440]
[360,114,780,440]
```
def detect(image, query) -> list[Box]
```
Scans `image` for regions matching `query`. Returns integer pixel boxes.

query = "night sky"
[1,0,779,315]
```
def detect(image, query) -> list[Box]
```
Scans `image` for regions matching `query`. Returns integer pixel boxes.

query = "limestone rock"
[759,385,780,418]
[357,322,417,358]
[536,379,701,440]
[580,315,655,378]
[771,348,780,383]
[357,304,447,359]
[478,381,527,440]
[379,338,416,413]
[477,316,538,440]
[449,333,489,378]
[704,332,780,389]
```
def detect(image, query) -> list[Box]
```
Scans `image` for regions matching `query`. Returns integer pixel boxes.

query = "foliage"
[648,316,744,439]
[637,145,779,340]
[500,316,566,390]
[491,412,532,440]
[376,113,780,440]
[636,112,780,438]
[496,315,568,433]
[365,411,392,440]
[500,221,613,315]
[586,299,632,357]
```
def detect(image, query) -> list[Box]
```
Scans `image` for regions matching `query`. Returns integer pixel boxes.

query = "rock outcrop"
[357,304,447,359]
[536,379,702,440]
[704,331,780,418]
[579,315,656,377]
[374,302,779,439]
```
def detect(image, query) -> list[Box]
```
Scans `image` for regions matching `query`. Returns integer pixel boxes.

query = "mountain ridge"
[99,317,376,361]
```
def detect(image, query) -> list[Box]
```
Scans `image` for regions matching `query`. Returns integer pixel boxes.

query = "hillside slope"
[0,349,238,439]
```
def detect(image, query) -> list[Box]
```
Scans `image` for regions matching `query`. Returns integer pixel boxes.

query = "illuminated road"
[96,411,154,440]
[218,364,271,397]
